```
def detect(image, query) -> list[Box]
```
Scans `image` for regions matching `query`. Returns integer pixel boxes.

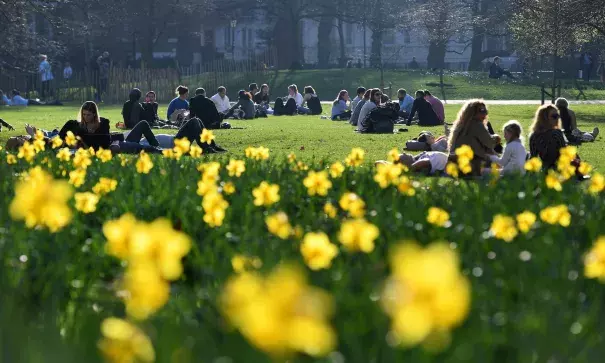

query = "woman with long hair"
[58,101,111,149]
[302,86,322,115]
[331,90,352,120]
[357,88,382,131]
[226,90,256,119]
[447,99,499,164]
[528,104,569,169]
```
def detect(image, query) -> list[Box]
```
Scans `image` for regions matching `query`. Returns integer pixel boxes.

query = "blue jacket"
[167,97,189,120]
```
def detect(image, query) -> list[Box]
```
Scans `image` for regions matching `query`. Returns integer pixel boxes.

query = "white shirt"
[489,139,527,175]
[357,102,377,130]
[289,93,303,107]
[211,93,231,113]
[417,152,448,174]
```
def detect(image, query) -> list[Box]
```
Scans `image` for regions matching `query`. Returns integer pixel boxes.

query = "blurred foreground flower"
[426,207,450,227]
[490,214,518,242]
[339,192,365,218]
[303,170,332,196]
[329,162,345,178]
[323,202,337,219]
[300,232,339,270]
[74,192,99,214]
[524,157,542,173]
[136,152,153,174]
[338,219,379,253]
[245,146,270,161]
[253,181,280,207]
[98,317,155,363]
[73,148,92,169]
[232,255,263,273]
[455,145,474,174]
[589,173,604,194]
[226,159,246,177]
[65,131,78,147]
[9,168,73,232]
[381,242,470,351]
[202,191,229,227]
[584,236,605,282]
[17,141,36,162]
[545,170,563,191]
[539,204,571,227]
[374,163,404,188]
[220,265,336,357]
[69,168,87,187]
[516,211,537,234]
[93,177,118,196]
[200,129,215,144]
[96,148,113,163]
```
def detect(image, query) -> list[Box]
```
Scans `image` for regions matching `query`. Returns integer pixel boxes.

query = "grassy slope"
[185,69,605,101]
[1,103,603,169]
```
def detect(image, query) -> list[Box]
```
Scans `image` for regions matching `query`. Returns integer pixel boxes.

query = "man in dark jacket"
[407,90,440,126]
[189,88,223,129]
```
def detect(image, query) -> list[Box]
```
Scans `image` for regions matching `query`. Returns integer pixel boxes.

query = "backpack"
[359,102,398,133]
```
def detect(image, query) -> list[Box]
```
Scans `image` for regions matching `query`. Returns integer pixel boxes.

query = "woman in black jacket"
[59,101,111,149]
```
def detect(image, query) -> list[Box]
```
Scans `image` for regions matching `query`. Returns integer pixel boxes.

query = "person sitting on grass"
[167,85,190,120]
[448,99,500,171]
[226,90,255,120]
[487,120,528,176]
[350,89,371,126]
[10,89,44,106]
[489,57,515,80]
[286,84,309,114]
[555,97,599,143]
[351,87,366,111]
[189,88,223,129]
[424,90,445,123]
[303,86,323,115]
[357,88,382,131]
[141,91,169,127]
[121,88,146,129]
[249,83,259,98]
[529,104,569,170]
[210,86,231,115]
[397,89,414,118]
[117,118,227,154]
[254,84,270,105]
[331,90,352,121]
[407,90,440,126]
[375,151,449,175]
[59,101,111,150]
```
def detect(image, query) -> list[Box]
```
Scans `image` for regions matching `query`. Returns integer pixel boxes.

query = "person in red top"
[424,90,445,123]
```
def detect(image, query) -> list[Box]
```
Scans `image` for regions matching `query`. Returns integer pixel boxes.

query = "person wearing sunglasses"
[406,90,440,126]
[357,88,383,131]
[448,100,500,172]
[529,104,571,170]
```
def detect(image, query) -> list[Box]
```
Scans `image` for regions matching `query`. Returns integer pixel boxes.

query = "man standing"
[211,86,231,114]
[97,52,110,102]
[39,55,54,100]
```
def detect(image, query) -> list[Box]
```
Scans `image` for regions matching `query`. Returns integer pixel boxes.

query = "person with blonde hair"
[555,97,598,143]
[448,99,500,164]
[528,104,568,169]
[488,120,527,175]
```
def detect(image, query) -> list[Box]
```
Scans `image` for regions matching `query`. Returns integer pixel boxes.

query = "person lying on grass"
[375,151,449,175]
[484,120,528,176]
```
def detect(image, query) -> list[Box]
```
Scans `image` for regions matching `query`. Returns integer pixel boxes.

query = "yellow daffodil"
[329,161,345,178]
[98,317,155,363]
[65,131,78,147]
[516,211,537,234]
[338,219,380,253]
[265,212,293,239]
[323,202,337,219]
[245,146,270,161]
[396,176,416,196]
[73,148,92,169]
[92,177,118,196]
[252,181,280,207]
[303,170,332,196]
[202,191,229,227]
[136,152,154,174]
[339,192,365,218]
[524,157,542,173]
[446,162,459,178]
[189,144,203,158]
[584,236,605,282]
[589,173,604,194]
[74,192,99,214]
[545,169,563,191]
[578,161,593,176]
[287,153,297,163]
[56,147,71,162]
[427,207,450,227]
[222,181,236,195]
[9,168,73,232]
[17,141,36,162]
[374,163,404,188]
[226,159,246,177]
[387,148,400,163]
[122,261,171,320]
[300,232,339,270]
[68,168,87,187]
[51,136,64,149]
[173,137,191,154]
[540,204,571,227]
[345,147,365,167]
[490,214,518,242]
[96,148,113,163]
[6,154,17,165]
[200,129,215,144]
[231,255,263,273]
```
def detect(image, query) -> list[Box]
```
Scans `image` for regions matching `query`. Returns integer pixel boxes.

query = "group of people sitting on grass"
[0,89,62,106]
[380,97,599,177]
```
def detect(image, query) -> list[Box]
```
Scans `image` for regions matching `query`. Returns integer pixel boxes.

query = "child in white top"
[489,120,527,175]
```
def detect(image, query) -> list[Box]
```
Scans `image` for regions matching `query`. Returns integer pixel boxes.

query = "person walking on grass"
[167,86,190,120]
[331,90,352,121]
[406,90,440,126]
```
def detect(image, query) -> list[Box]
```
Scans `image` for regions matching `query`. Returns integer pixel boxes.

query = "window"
[404,30,410,44]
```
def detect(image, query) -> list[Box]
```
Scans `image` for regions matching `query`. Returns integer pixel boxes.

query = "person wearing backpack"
[359,100,398,133]
[331,90,352,120]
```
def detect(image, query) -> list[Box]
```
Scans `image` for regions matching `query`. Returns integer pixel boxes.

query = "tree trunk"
[337,18,346,67]
[468,31,486,71]
[370,27,383,67]
[427,41,446,70]
[317,15,333,68]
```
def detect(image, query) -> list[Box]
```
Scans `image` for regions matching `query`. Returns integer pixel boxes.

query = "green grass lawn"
[1,103,603,170]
